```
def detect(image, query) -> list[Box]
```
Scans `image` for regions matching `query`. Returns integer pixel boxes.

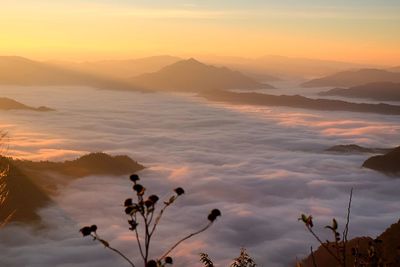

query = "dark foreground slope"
[362,146,400,176]
[300,219,400,267]
[200,90,400,115]
[0,153,144,224]
[0,97,53,111]
[319,82,400,101]
[0,157,51,223]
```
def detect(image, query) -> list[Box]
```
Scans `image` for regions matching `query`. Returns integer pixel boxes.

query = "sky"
[0,0,400,64]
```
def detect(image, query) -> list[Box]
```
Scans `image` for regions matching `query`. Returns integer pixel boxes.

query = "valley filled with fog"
[0,86,399,267]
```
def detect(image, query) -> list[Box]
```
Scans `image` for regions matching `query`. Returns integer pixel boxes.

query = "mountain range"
[0,56,272,93]
[302,69,400,88]
[0,56,143,91]
[49,55,182,79]
[199,55,370,80]
[199,90,400,115]
[318,82,400,101]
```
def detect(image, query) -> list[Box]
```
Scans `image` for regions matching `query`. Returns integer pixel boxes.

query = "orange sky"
[1,1,399,65]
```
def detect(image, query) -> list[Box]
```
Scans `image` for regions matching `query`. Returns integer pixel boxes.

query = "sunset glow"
[1,0,400,64]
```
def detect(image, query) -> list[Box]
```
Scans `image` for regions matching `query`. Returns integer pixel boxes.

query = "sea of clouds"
[0,86,399,267]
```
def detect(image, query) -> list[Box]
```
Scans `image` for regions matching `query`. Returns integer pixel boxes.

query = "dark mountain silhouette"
[362,146,400,176]
[300,219,400,267]
[319,82,400,101]
[0,152,144,224]
[0,97,53,111]
[130,58,274,92]
[50,55,182,79]
[302,69,400,88]
[199,90,400,115]
[326,144,392,154]
[0,56,145,91]
[15,152,145,179]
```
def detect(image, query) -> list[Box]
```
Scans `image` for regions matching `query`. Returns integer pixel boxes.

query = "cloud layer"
[0,86,399,267]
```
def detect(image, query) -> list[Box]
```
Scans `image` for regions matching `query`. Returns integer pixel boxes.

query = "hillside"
[199,90,400,115]
[14,152,145,179]
[0,153,144,224]
[0,97,53,111]
[362,146,400,176]
[0,157,51,223]
[130,58,274,92]
[300,219,400,267]
[0,56,144,91]
[302,69,400,88]
[318,82,400,101]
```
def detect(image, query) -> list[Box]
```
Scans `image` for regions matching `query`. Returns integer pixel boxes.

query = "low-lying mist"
[0,86,399,267]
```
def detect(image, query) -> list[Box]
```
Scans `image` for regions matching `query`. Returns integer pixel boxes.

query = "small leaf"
[332,218,338,230]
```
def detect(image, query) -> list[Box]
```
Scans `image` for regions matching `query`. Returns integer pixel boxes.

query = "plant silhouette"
[80,173,221,267]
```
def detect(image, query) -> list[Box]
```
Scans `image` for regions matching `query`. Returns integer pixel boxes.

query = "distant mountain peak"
[130,58,274,91]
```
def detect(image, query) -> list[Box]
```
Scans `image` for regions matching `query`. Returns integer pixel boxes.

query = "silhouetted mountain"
[362,146,400,176]
[15,152,145,179]
[50,55,182,79]
[200,90,400,115]
[326,144,392,154]
[319,82,400,101]
[302,69,400,88]
[130,58,273,92]
[0,97,53,111]
[0,153,144,224]
[0,56,144,91]
[300,219,400,267]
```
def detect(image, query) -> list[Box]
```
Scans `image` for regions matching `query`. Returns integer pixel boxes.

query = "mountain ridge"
[302,69,400,88]
[130,58,274,92]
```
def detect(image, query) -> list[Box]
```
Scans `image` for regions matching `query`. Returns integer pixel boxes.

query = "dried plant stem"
[342,188,353,267]
[132,214,145,260]
[91,234,136,267]
[307,226,342,265]
[150,201,171,237]
[159,222,213,261]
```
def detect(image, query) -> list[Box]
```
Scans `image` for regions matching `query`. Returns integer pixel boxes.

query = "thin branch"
[132,214,145,261]
[159,222,213,261]
[92,234,136,267]
[342,188,353,267]
[149,202,170,237]
[306,226,342,265]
